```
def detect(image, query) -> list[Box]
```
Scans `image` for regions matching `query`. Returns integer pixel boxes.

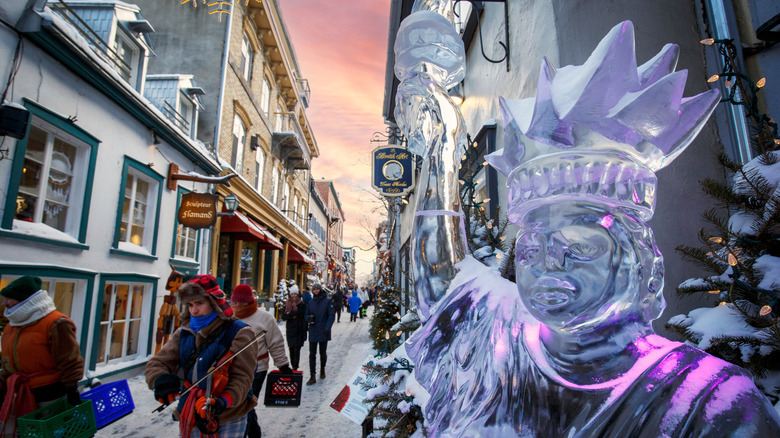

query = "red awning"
[287,245,315,266]
[220,212,283,250]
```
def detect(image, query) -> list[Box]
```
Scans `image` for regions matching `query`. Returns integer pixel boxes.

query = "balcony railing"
[162,101,191,134]
[272,112,311,170]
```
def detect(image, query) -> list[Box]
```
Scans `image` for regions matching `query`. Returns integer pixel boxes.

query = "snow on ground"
[96,307,375,437]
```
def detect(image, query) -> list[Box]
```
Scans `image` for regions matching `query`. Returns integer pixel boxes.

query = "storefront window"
[240,241,258,286]
[217,234,234,293]
[97,281,146,364]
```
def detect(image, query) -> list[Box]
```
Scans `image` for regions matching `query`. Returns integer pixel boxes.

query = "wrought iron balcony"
[272,112,311,170]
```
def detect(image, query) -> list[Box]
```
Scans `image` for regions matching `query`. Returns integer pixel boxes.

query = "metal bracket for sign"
[453,0,510,72]
[167,163,237,190]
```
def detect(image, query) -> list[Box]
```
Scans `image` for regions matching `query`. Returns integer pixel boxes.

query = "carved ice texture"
[405,20,780,436]
[394,7,469,321]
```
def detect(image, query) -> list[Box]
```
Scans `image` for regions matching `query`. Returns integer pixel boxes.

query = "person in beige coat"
[145,275,258,437]
[230,284,291,438]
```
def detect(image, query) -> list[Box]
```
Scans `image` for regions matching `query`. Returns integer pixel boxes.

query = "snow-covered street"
[96,307,374,437]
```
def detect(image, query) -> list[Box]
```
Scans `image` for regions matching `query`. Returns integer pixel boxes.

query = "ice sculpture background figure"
[402,19,780,436]
[394,5,469,321]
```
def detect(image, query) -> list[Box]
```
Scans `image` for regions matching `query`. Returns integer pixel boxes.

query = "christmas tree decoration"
[667,37,780,405]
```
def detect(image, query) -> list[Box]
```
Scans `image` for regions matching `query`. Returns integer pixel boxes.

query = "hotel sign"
[178,192,217,229]
[371,145,415,197]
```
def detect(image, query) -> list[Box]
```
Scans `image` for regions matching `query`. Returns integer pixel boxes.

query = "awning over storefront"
[220,211,283,250]
[287,245,315,266]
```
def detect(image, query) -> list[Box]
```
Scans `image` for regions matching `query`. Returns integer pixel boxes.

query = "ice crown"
[485,21,721,223]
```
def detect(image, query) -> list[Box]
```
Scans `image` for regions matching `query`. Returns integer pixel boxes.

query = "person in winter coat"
[331,288,345,323]
[0,276,84,438]
[230,285,292,438]
[304,284,335,385]
[145,275,259,437]
[281,292,307,371]
[357,287,369,319]
[347,291,362,322]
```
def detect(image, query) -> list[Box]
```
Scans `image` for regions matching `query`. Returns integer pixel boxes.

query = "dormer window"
[113,29,140,85]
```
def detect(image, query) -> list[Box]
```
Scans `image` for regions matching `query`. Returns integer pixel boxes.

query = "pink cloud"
[279,0,392,283]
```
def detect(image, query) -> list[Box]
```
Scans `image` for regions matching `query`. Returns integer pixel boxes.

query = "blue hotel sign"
[371,145,415,197]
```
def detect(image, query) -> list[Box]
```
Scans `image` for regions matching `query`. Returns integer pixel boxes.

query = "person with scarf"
[281,291,308,371]
[0,276,84,437]
[145,275,258,437]
[229,284,291,438]
[304,284,335,385]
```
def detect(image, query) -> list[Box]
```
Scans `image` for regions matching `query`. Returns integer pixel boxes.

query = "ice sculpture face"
[516,202,641,329]
[394,10,465,88]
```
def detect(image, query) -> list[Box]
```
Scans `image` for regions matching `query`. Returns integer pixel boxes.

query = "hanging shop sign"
[371,145,415,197]
[178,192,217,229]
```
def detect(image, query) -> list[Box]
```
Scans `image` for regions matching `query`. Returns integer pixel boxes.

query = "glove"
[325,330,331,340]
[65,386,81,406]
[153,373,180,405]
[195,396,228,418]
[278,365,293,374]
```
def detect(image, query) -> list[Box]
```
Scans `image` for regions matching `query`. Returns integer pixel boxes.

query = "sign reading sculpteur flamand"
[371,145,415,197]
[178,192,217,229]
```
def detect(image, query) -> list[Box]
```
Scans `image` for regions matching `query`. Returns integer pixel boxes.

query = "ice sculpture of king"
[406,20,780,437]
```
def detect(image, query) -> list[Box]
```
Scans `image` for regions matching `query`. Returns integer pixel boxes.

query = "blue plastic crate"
[80,379,134,428]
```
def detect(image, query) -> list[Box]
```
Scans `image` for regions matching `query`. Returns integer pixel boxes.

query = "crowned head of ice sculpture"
[486,21,720,332]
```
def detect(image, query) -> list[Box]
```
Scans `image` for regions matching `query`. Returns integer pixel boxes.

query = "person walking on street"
[230,285,292,438]
[304,284,334,385]
[357,287,369,319]
[281,292,307,371]
[348,290,362,322]
[145,275,258,437]
[0,276,85,438]
[331,288,345,323]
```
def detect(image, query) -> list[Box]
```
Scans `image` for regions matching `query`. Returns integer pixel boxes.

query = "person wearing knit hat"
[0,276,85,437]
[229,284,291,438]
[145,275,259,437]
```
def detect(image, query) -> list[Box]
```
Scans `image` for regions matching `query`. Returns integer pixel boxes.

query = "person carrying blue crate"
[145,274,259,437]
[0,276,85,437]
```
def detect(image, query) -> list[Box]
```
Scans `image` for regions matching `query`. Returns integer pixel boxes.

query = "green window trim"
[0,230,90,250]
[109,248,158,261]
[0,265,96,357]
[2,99,100,244]
[90,273,159,370]
[170,186,202,263]
[112,156,164,255]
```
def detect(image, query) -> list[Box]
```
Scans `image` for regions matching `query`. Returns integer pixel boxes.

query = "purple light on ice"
[599,214,614,228]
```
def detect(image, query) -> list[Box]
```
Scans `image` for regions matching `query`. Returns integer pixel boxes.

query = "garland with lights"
[666,37,780,404]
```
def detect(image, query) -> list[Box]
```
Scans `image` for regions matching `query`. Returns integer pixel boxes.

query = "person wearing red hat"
[145,275,259,437]
[229,284,291,438]
[0,275,84,437]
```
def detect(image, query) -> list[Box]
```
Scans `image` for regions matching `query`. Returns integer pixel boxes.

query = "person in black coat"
[281,292,308,371]
[304,284,335,385]
[331,289,345,323]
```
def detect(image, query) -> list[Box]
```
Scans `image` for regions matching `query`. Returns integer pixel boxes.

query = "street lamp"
[218,193,239,217]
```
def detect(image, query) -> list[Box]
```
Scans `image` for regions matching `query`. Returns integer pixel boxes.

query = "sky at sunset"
[278,0,393,285]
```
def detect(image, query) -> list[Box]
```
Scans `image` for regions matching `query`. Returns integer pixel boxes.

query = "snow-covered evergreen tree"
[666,38,780,405]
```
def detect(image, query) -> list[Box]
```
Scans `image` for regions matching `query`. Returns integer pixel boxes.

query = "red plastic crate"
[264,370,303,407]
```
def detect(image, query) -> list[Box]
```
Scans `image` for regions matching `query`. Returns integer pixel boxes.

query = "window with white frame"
[292,194,299,223]
[0,274,86,340]
[232,114,247,174]
[97,280,148,364]
[261,77,271,118]
[115,159,162,255]
[255,147,265,193]
[282,180,290,210]
[240,32,254,83]
[179,94,195,139]
[270,163,280,204]
[275,103,284,131]
[14,121,90,236]
[113,30,140,88]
